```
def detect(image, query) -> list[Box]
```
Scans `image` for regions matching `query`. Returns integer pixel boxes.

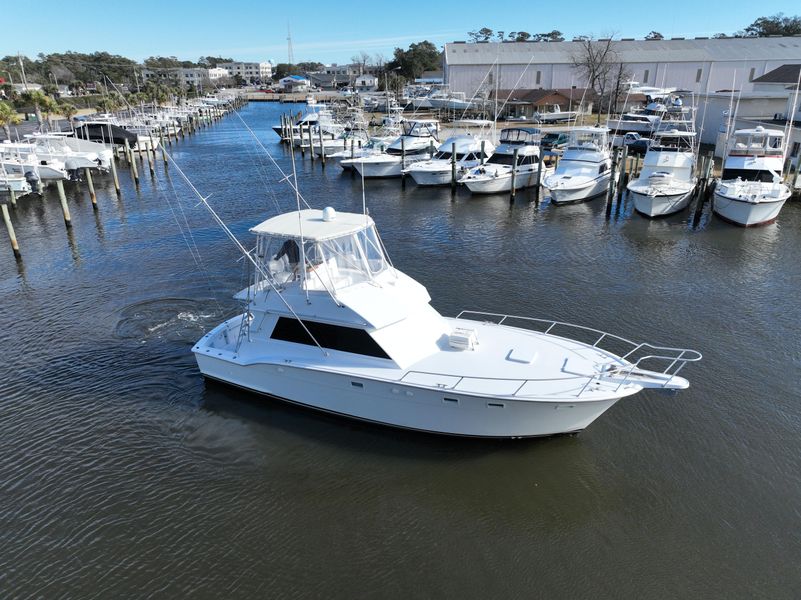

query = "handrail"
[453,310,702,395]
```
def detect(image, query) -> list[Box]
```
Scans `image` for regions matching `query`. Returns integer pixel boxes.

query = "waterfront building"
[218,62,273,82]
[444,36,801,98]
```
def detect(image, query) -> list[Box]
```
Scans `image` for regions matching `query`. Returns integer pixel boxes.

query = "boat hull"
[630,188,694,217]
[463,169,544,194]
[408,167,457,186]
[548,175,610,204]
[712,191,788,226]
[195,353,620,438]
[0,177,32,193]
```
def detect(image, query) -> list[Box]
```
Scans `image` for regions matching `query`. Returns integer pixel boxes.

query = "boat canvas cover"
[250,209,374,241]
[73,123,138,146]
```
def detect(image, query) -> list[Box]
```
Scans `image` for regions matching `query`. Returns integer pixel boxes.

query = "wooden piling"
[84,168,97,209]
[510,148,519,199]
[1,203,20,258]
[401,138,407,188]
[55,180,72,227]
[605,149,618,216]
[9,189,16,208]
[451,142,457,193]
[480,140,486,165]
[534,154,544,203]
[160,132,168,165]
[146,144,155,176]
[308,126,315,162]
[318,127,326,167]
[110,154,121,196]
[616,144,628,202]
[429,139,435,159]
[125,139,139,187]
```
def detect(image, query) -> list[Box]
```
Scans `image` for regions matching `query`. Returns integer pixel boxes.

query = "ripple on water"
[114,297,229,344]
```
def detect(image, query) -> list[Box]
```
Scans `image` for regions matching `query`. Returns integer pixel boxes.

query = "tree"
[387,40,441,79]
[233,74,245,87]
[468,28,494,42]
[571,36,619,123]
[272,63,298,80]
[20,90,52,128]
[350,52,371,74]
[296,61,324,73]
[199,56,234,67]
[0,100,21,139]
[645,31,664,40]
[532,30,565,42]
[508,31,531,42]
[742,13,801,36]
[58,101,78,130]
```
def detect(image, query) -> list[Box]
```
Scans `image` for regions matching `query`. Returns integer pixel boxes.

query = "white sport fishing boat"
[404,135,495,186]
[459,128,553,194]
[0,143,68,181]
[351,120,439,178]
[713,126,791,226]
[331,137,395,171]
[193,207,701,438]
[24,133,111,171]
[0,164,32,194]
[533,104,578,124]
[628,129,698,217]
[544,127,612,204]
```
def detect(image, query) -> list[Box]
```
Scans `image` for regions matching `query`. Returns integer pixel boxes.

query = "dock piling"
[451,142,457,193]
[510,148,519,200]
[1,202,20,258]
[84,168,97,209]
[55,180,72,227]
[110,156,121,196]
[318,127,326,167]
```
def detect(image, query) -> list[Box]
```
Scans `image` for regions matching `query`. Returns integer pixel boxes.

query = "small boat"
[351,120,439,179]
[0,163,32,194]
[404,135,495,186]
[0,143,68,181]
[193,206,701,438]
[713,126,791,226]
[628,129,698,217]
[544,127,612,204]
[459,127,553,194]
[533,104,578,124]
[26,133,113,170]
[332,137,396,170]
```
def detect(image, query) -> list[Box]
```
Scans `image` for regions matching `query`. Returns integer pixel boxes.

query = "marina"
[4,5,801,596]
[2,100,801,596]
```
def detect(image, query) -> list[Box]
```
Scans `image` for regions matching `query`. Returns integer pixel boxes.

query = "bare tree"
[373,53,387,75]
[350,51,371,75]
[571,36,619,123]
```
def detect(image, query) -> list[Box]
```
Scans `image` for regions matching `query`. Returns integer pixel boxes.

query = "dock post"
[55,180,72,227]
[616,144,628,202]
[125,139,139,187]
[308,126,315,162]
[146,143,155,177]
[289,122,296,150]
[535,154,544,203]
[605,148,618,216]
[9,189,17,208]
[429,139,435,159]
[318,127,326,168]
[480,140,486,165]
[84,168,97,209]
[300,126,306,157]
[451,142,457,193]
[1,203,20,258]
[401,138,406,188]
[510,148,519,200]
[136,139,144,163]
[160,132,168,165]
[110,154,121,197]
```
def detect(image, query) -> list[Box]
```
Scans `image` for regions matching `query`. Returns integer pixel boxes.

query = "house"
[280,75,310,92]
[354,75,378,92]
[307,73,341,90]
[490,88,592,119]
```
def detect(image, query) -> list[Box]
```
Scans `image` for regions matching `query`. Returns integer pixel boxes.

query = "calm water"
[1,103,800,599]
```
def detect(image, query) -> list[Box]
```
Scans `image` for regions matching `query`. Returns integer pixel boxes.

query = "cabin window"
[270,317,391,359]
[696,68,703,83]
[535,70,541,85]
[487,153,516,166]
[643,69,649,83]
[599,163,607,174]
[720,168,775,183]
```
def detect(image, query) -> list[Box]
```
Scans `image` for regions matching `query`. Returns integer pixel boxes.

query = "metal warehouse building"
[444,36,801,98]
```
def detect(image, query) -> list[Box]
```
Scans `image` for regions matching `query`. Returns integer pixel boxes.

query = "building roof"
[250,209,374,241]
[445,36,801,66]
[490,88,590,104]
[753,63,801,83]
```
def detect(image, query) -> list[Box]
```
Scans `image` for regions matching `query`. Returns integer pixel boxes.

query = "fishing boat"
[459,127,552,194]
[544,127,612,204]
[533,104,578,124]
[0,163,32,194]
[193,207,701,438]
[404,135,495,186]
[0,143,68,181]
[713,126,791,226]
[628,129,698,217]
[351,120,439,179]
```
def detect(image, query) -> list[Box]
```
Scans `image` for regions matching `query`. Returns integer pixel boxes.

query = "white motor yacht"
[713,126,791,226]
[628,129,698,217]
[193,207,701,438]
[352,120,440,178]
[544,127,612,204]
[332,137,395,171]
[404,135,495,186]
[459,128,553,194]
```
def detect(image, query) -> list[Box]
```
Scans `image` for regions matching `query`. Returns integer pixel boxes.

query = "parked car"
[541,132,569,152]
[622,132,649,156]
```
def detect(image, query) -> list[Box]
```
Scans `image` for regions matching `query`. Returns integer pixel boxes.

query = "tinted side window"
[271,317,391,359]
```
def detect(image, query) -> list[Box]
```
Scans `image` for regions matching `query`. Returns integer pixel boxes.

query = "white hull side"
[0,177,31,193]
[712,192,788,226]
[408,168,455,186]
[195,354,620,438]
[631,188,694,217]
[548,175,610,204]
[353,159,403,178]
[464,169,545,194]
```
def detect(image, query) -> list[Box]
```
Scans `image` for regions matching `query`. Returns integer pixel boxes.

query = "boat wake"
[115,298,228,343]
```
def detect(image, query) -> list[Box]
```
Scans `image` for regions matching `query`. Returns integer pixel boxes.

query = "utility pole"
[287,23,294,65]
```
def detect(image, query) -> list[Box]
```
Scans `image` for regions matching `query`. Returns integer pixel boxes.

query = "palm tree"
[20,90,53,130]
[0,100,22,140]
[40,96,60,131]
[58,101,78,131]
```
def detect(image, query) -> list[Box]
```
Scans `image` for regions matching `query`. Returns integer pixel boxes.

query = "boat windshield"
[258,225,390,291]
[569,130,608,148]
[402,121,437,137]
[729,133,784,156]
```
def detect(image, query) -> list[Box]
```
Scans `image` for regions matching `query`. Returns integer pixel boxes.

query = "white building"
[142,67,214,86]
[207,67,228,81]
[279,75,310,92]
[354,74,378,91]
[218,62,272,82]
[444,36,801,98]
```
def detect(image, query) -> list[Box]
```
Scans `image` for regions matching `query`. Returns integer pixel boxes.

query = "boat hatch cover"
[507,348,537,364]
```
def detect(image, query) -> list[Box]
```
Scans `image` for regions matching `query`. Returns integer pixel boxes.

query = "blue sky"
[3,0,797,64]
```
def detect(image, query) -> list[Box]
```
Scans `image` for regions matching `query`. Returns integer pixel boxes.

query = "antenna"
[287,23,295,65]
